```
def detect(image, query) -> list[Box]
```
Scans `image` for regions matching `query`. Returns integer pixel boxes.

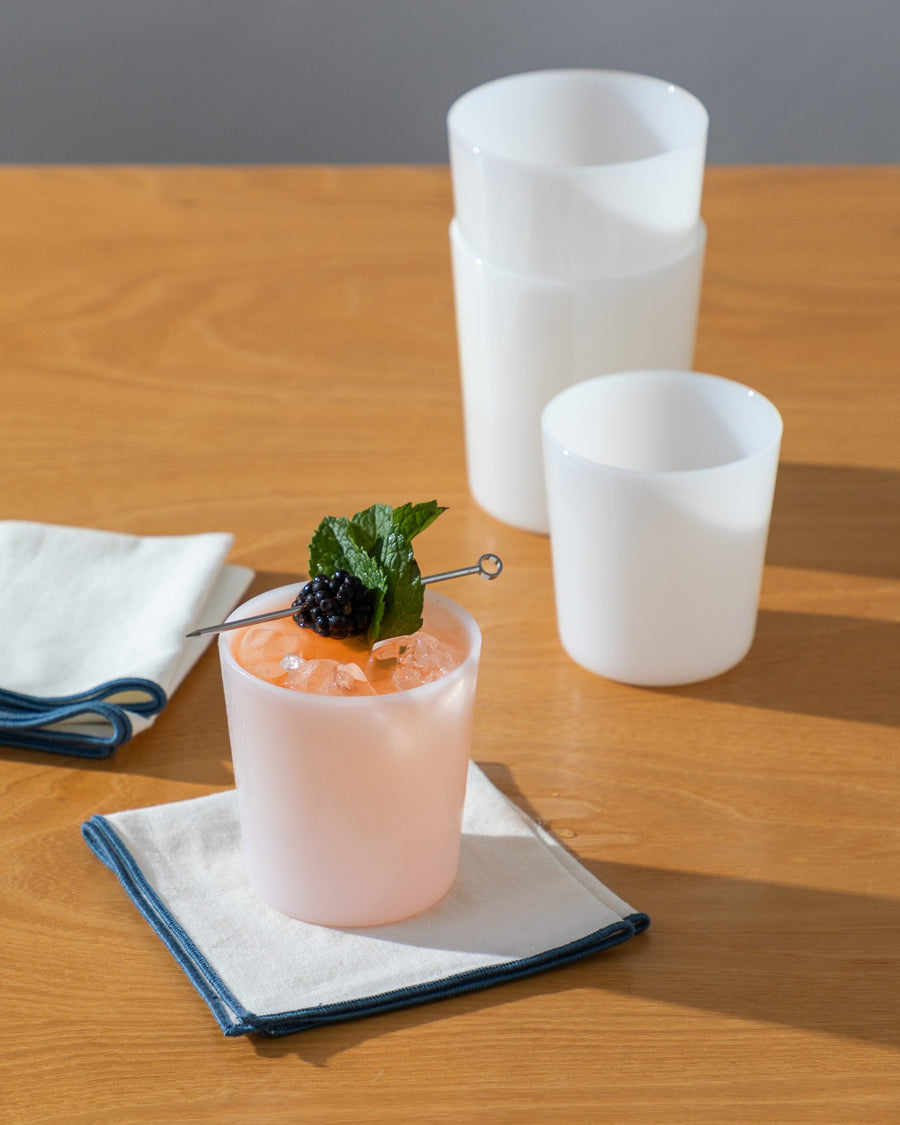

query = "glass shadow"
[768,462,900,580]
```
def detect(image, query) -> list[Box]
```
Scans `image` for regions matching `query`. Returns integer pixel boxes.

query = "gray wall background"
[0,0,897,164]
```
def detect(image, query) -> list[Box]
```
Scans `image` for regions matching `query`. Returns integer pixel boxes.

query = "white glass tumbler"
[542,371,783,686]
[448,69,708,280]
[219,586,482,926]
[451,219,706,534]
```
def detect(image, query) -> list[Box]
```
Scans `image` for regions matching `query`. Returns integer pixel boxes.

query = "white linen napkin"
[82,761,649,1036]
[0,521,253,757]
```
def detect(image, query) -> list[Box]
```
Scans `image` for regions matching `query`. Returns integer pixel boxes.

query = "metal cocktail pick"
[185,552,503,638]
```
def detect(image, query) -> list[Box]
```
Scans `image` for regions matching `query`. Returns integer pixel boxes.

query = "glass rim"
[542,370,784,478]
[447,68,709,174]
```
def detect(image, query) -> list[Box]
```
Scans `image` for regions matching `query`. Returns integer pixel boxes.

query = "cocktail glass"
[218,585,481,927]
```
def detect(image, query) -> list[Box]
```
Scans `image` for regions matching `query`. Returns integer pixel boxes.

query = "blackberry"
[291,569,374,639]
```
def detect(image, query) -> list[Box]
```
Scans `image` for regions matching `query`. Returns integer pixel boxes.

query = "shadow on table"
[583,858,900,1050]
[657,608,899,727]
[614,463,900,726]
[250,766,900,1063]
[767,462,900,580]
[250,853,900,1064]
[249,849,900,1063]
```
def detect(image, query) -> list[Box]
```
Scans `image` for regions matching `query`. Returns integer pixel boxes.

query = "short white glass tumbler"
[542,370,783,686]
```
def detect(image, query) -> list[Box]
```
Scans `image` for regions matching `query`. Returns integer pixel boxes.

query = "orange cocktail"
[219,584,481,927]
[230,596,468,697]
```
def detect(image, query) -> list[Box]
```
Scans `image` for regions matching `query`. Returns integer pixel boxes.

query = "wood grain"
[1,166,898,1123]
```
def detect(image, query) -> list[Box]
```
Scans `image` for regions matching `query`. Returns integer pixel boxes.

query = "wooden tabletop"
[1,166,898,1123]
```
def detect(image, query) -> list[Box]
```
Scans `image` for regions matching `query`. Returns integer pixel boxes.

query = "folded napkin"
[82,761,649,1037]
[0,521,253,758]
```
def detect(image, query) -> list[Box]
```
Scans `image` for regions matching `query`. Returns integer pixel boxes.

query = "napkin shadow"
[248,955,625,1066]
[767,463,900,580]
[653,609,899,727]
[249,926,643,1067]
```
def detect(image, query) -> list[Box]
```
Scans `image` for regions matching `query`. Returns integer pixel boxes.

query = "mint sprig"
[307,501,446,643]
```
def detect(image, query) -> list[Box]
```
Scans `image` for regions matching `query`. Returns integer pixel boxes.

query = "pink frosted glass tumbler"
[218,586,482,927]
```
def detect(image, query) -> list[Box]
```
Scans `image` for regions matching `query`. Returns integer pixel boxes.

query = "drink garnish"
[184,504,506,643]
[290,570,374,640]
[303,501,446,643]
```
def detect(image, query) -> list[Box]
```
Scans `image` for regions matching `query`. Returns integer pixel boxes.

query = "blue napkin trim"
[82,812,650,1038]
[0,678,167,758]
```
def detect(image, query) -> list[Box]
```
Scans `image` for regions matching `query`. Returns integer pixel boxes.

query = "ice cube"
[365,636,410,692]
[366,631,456,692]
[283,656,376,696]
[281,657,334,693]
[333,662,376,696]
[236,623,302,682]
[398,631,456,685]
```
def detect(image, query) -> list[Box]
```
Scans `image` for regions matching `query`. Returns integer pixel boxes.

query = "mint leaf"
[306,502,446,643]
[391,501,446,543]
[376,527,423,642]
[308,517,354,577]
[349,505,425,643]
[349,503,395,553]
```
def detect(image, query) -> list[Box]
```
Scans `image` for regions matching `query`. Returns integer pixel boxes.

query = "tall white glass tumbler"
[542,371,783,686]
[448,69,709,280]
[219,586,482,927]
[450,218,706,535]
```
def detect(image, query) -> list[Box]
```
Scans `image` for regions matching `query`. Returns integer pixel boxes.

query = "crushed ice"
[270,631,457,696]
